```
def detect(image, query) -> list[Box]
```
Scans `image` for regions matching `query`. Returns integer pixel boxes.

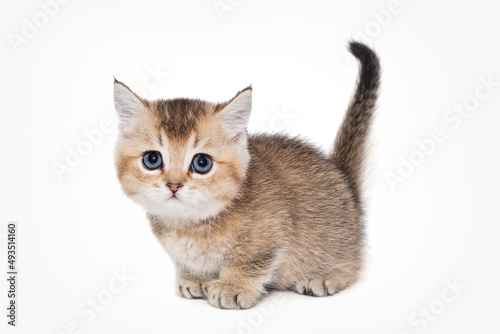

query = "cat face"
[114,81,252,224]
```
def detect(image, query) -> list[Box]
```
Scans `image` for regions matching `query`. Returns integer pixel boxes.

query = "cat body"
[114,42,380,309]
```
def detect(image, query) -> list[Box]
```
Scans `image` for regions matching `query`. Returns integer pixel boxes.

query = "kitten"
[114,41,380,309]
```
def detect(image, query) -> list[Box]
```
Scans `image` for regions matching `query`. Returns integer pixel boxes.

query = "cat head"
[113,80,252,225]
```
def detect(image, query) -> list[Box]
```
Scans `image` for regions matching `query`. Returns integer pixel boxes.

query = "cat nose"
[166,182,183,193]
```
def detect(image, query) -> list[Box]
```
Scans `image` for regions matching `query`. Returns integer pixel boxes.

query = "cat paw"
[294,278,339,297]
[176,277,205,299]
[202,280,262,309]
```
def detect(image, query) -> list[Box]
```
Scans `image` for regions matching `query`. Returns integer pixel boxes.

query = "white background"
[1,0,499,333]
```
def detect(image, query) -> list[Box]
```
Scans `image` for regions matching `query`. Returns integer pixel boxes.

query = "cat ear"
[114,79,146,133]
[218,87,252,141]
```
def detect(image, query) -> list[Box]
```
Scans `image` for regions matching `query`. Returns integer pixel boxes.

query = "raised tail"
[333,41,380,198]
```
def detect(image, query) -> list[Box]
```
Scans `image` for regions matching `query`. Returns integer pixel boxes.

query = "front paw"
[202,280,262,309]
[177,277,205,299]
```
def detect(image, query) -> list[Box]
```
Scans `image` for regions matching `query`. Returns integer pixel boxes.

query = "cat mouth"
[167,195,181,202]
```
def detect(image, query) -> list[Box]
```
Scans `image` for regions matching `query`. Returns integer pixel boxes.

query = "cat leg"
[294,278,341,296]
[202,250,279,309]
[176,270,208,299]
[202,267,269,309]
[294,264,359,297]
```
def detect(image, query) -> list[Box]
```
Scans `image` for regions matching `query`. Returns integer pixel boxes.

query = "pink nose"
[167,183,183,193]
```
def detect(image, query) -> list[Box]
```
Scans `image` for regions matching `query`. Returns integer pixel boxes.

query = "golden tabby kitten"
[114,42,380,309]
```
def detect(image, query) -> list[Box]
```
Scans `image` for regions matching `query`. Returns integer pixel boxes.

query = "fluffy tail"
[333,41,380,198]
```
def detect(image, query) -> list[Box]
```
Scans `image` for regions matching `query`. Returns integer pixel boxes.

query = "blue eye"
[143,151,162,170]
[191,154,213,174]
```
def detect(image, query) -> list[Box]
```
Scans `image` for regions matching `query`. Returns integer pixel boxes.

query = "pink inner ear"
[219,89,252,139]
[114,82,145,132]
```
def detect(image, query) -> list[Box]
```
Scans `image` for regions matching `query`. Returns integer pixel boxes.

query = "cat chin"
[133,195,226,225]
